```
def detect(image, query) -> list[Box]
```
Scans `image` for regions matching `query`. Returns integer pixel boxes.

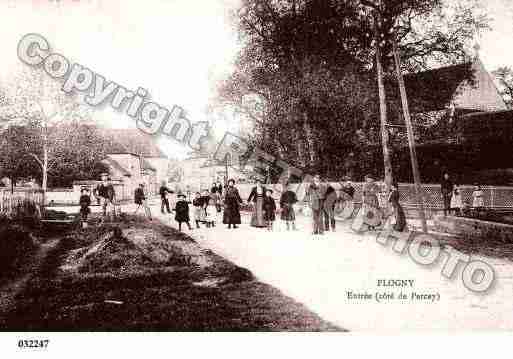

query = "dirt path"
[0,238,61,325]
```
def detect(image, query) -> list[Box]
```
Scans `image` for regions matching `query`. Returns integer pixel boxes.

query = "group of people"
[79,173,117,227]
[303,174,406,235]
[198,174,406,236]
[171,183,224,231]
[77,172,407,236]
[441,173,485,216]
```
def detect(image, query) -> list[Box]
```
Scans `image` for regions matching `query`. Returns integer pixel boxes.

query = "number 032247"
[17,339,49,348]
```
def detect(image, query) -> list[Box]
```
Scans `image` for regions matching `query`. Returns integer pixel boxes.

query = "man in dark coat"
[95,174,116,219]
[134,183,152,220]
[159,181,174,214]
[79,187,91,226]
[305,174,327,236]
[323,183,338,232]
[441,173,454,216]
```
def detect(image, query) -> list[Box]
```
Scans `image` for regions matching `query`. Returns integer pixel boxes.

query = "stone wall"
[433,214,513,241]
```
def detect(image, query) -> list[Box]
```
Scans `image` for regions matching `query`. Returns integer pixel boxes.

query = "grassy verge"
[2,215,342,331]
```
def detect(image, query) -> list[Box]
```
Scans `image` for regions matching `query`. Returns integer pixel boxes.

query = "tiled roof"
[102,157,131,177]
[99,128,168,158]
[388,62,474,113]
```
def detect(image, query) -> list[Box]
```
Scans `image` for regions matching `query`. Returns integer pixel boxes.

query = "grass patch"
[2,215,341,331]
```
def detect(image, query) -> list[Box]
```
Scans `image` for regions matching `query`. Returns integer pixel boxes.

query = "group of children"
[174,186,295,232]
[174,190,221,231]
[450,184,485,215]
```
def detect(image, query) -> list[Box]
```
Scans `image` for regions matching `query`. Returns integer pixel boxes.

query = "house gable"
[452,59,508,112]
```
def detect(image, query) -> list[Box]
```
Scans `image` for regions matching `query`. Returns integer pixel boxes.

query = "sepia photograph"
[1,0,513,354]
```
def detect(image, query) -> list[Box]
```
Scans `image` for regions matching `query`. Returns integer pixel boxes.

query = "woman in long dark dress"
[247,179,267,227]
[388,183,407,232]
[223,179,243,229]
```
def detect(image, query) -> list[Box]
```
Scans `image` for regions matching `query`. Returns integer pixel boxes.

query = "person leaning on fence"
[441,173,454,216]
[134,183,152,220]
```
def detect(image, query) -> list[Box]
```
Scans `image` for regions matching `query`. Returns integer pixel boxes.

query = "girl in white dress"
[450,185,463,215]
[472,185,484,208]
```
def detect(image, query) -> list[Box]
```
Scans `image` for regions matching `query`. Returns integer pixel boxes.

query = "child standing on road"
[263,189,276,231]
[174,193,193,231]
[204,198,217,228]
[79,187,91,228]
[192,192,204,229]
[280,183,298,231]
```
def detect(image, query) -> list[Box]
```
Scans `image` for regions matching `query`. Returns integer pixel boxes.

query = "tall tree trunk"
[41,126,48,206]
[295,126,306,168]
[303,113,316,166]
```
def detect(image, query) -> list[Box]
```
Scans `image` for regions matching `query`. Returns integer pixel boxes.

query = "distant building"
[176,154,254,192]
[72,128,171,198]
[389,56,513,184]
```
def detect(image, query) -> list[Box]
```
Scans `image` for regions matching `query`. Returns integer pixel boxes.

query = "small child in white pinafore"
[450,185,463,215]
[204,198,217,228]
[472,184,484,208]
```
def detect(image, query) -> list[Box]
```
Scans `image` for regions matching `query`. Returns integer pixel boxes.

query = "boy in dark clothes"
[280,183,298,231]
[174,193,193,231]
[134,183,152,220]
[263,189,276,231]
[159,181,174,214]
[79,187,91,227]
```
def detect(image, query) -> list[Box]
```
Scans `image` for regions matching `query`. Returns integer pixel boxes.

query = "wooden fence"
[0,189,45,217]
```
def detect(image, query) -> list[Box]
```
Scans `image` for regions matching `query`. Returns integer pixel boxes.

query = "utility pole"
[391,40,428,233]
[373,5,394,191]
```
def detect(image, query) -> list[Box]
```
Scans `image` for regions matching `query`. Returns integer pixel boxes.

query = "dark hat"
[177,193,186,198]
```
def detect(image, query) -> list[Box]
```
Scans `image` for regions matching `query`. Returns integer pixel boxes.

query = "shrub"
[10,199,41,228]
[0,223,37,276]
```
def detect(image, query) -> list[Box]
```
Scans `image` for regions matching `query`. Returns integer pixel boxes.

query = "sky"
[0,0,512,159]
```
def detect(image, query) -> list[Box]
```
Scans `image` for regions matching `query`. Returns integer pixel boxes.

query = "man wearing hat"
[95,173,116,219]
[134,183,152,220]
[305,174,328,235]
[79,187,91,227]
